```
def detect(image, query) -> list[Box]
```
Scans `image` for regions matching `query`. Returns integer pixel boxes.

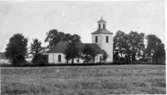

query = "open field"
[1,65,166,95]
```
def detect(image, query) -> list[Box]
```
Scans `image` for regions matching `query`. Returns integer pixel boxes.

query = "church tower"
[92,17,113,62]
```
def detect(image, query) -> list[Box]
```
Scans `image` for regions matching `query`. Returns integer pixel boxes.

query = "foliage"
[113,30,128,63]
[45,29,84,64]
[146,34,162,56]
[45,29,72,49]
[32,54,48,66]
[146,34,165,64]
[30,39,42,56]
[126,31,145,62]
[30,39,45,65]
[113,30,166,64]
[83,44,97,62]
[5,33,28,66]
[65,34,83,64]
[102,50,108,61]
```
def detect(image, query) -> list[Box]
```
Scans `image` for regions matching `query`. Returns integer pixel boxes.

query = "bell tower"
[98,16,106,30]
[92,17,113,62]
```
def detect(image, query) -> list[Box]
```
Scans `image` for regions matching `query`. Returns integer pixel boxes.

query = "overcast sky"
[0,0,165,52]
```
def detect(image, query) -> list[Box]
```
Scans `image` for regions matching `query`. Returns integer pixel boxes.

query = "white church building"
[47,17,113,64]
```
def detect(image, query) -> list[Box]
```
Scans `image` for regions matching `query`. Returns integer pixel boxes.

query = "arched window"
[95,36,98,43]
[77,59,79,63]
[100,56,103,62]
[106,36,109,43]
[58,55,61,62]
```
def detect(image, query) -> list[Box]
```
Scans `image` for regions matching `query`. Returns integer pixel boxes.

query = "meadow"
[1,65,166,95]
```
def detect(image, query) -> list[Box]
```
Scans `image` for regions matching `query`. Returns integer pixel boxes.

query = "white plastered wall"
[92,34,113,62]
[48,53,66,64]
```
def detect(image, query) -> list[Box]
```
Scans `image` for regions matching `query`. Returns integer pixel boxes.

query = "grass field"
[1,65,166,95]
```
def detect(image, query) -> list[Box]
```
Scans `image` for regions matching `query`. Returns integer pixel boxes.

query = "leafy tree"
[5,33,27,66]
[114,31,165,64]
[102,50,108,61]
[146,34,162,56]
[82,44,103,63]
[152,43,165,64]
[65,43,78,64]
[113,30,145,63]
[30,39,42,56]
[45,29,73,49]
[45,29,64,49]
[146,34,165,64]
[127,31,145,63]
[83,44,96,62]
[32,54,48,66]
[113,30,128,63]
[30,39,47,65]
[65,34,83,64]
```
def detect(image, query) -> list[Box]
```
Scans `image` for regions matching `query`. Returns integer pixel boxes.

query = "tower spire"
[100,16,103,21]
[98,16,106,30]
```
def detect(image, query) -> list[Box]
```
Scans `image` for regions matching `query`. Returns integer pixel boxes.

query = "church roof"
[48,41,104,54]
[84,43,104,54]
[92,29,113,34]
[47,41,68,53]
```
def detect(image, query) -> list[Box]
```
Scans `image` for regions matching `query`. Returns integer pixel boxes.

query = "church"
[47,17,113,64]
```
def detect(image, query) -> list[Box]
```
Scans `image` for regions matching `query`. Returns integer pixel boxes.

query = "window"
[106,36,109,43]
[100,56,103,62]
[98,24,101,29]
[58,55,61,62]
[103,24,105,29]
[95,36,98,43]
[77,59,79,63]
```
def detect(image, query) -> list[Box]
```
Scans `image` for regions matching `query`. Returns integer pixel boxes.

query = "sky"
[0,0,165,52]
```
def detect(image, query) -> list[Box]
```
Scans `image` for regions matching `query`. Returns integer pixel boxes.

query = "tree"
[146,34,162,56]
[45,29,72,49]
[102,50,108,61]
[5,33,27,66]
[146,34,165,64]
[30,39,47,65]
[153,43,165,64]
[83,44,95,63]
[127,31,145,63]
[65,34,83,64]
[113,30,145,63]
[113,30,128,63]
[30,39,42,56]
[32,54,48,66]
[82,44,100,63]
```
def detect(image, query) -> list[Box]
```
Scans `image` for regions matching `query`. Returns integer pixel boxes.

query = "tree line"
[114,30,165,64]
[5,29,166,66]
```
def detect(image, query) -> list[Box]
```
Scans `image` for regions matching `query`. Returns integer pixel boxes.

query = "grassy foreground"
[1,65,166,95]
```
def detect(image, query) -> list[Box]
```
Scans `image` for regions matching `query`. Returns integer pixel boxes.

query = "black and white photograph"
[0,0,166,94]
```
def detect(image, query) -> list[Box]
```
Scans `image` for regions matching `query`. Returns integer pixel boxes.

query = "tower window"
[98,24,100,29]
[106,36,109,43]
[95,36,98,43]
[103,24,105,29]
[58,55,61,62]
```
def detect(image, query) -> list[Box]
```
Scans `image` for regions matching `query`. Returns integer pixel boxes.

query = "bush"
[32,54,48,66]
